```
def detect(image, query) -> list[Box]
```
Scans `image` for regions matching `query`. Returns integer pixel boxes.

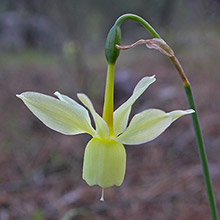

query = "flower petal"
[54,91,84,107]
[16,92,95,136]
[77,93,109,138]
[115,108,194,145]
[83,137,126,188]
[113,75,156,136]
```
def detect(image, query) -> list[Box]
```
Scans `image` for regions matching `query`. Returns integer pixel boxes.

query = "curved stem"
[169,54,219,220]
[103,63,115,136]
[169,56,190,86]
[111,13,219,220]
[115,13,161,39]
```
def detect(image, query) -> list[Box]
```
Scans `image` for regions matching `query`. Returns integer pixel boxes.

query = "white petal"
[77,93,109,138]
[115,108,194,145]
[17,92,95,135]
[54,91,83,107]
[113,76,156,136]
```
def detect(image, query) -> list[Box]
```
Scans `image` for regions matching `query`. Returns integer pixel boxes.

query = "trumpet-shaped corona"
[83,138,126,188]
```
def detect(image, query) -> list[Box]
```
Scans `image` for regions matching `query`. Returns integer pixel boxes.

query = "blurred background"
[1,0,220,219]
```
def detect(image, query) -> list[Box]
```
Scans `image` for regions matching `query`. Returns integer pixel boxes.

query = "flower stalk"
[114,14,161,39]
[168,43,219,220]
[170,51,218,220]
[113,13,219,220]
[103,63,115,136]
[105,13,161,64]
[184,84,219,220]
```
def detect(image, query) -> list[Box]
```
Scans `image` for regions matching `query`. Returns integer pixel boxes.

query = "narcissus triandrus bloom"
[17,75,194,200]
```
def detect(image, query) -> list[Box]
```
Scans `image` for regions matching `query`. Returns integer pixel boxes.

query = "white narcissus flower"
[17,75,194,200]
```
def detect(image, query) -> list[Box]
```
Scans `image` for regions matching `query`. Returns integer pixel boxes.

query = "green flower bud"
[105,24,121,64]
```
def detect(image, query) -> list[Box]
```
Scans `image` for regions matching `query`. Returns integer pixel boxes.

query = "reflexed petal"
[77,93,109,138]
[83,137,126,188]
[115,109,194,145]
[16,92,95,135]
[114,76,156,136]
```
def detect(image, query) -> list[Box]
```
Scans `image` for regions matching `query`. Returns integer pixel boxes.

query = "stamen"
[100,188,105,201]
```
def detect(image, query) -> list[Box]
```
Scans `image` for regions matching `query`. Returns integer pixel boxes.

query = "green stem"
[105,13,161,64]
[115,13,161,39]
[169,54,219,220]
[103,63,115,135]
[185,84,219,220]
[110,13,219,220]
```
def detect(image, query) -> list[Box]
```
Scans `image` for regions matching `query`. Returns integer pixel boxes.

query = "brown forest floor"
[1,46,220,220]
